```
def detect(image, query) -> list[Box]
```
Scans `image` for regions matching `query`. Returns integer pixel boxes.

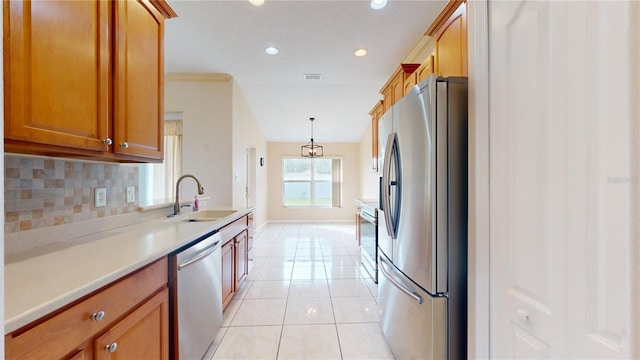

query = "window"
[139,116,183,206]
[283,158,342,207]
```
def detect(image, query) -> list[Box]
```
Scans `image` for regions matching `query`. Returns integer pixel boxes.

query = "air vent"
[304,74,323,81]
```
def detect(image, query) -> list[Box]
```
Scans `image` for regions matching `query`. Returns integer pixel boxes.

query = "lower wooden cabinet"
[5,259,169,360]
[68,348,92,360]
[94,288,169,359]
[247,213,255,251]
[234,230,249,289]
[221,239,235,309]
[219,214,253,310]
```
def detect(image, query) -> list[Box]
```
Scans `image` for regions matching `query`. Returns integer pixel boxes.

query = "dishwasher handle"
[177,240,220,271]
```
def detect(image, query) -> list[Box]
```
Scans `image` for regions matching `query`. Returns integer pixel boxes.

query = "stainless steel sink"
[185,210,237,222]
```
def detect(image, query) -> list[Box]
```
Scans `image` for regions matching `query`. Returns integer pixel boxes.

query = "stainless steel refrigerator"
[378,75,467,359]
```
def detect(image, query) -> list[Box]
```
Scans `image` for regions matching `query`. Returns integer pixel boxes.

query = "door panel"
[114,0,164,159]
[489,0,633,357]
[5,0,110,151]
[489,1,564,357]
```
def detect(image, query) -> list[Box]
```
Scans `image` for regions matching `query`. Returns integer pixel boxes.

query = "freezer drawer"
[378,255,446,360]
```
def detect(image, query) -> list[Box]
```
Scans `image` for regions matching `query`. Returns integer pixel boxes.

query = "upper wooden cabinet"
[4,0,111,154]
[430,1,467,77]
[416,55,435,84]
[380,64,420,114]
[369,101,383,172]
[4,0,176,162]
[113,0,165,159]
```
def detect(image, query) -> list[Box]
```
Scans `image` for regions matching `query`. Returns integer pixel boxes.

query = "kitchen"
[1,0,639,359]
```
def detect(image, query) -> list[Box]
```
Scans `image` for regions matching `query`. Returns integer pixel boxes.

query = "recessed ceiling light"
[354,48,368,57]
[265,47,278,55]
[370,0,387,10]
[249,0,264,6]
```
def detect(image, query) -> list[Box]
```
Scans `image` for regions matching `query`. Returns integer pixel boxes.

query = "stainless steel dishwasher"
[170,231,222,360]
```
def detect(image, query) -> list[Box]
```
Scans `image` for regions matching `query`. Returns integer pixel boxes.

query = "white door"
[488,1,634,357]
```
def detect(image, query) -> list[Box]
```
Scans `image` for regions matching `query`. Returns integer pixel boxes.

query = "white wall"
[358,120,380,201]
[231,80,268,229]
[267,142,359,221]
[165,74,233,206]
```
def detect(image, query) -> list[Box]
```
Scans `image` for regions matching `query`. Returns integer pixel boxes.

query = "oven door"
[360,210,378,283]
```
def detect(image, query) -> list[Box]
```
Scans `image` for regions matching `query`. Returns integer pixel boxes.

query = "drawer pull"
[90,311,106,322]
[119,142,129,149]
[105,342,118,353]
[102,138,113,145]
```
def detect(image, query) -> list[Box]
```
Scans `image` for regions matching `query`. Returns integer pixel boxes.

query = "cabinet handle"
[105,342,118,353]
[119,142,129,149]
[103,138,113,146]
[90,311,106,322]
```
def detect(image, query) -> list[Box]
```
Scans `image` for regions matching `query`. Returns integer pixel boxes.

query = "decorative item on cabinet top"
[3,0,177,163]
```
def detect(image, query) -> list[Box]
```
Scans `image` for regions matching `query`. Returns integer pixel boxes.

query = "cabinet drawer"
[220,216,247,245]
[6,258,168,360]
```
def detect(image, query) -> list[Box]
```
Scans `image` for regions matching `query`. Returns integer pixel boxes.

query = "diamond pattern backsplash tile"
[4,156,138,234]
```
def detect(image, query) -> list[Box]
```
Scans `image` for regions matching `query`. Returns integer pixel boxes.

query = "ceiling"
[164,0,447,143]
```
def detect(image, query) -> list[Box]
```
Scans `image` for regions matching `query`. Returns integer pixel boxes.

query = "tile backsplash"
[4,156,138,234]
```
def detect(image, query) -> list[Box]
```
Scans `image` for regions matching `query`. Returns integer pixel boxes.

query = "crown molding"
[425,0,465,36]
[149,0,178,18]
[165,73,233,82]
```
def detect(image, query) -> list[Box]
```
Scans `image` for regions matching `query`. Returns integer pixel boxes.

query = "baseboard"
[263,219,354,224]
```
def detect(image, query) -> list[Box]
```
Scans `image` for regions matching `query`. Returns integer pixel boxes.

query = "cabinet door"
[113,0,164,160]
[221,240,235,309]
[94,288,169,360]
[247,213,254,251]
[68,346,93,360]
[391,74,404,107]
[403,73,417,97]
[234,231,248,289]
[434,2,467,77]
[417,55,435,83]
[370,101,383,172]
[4,0,110,151]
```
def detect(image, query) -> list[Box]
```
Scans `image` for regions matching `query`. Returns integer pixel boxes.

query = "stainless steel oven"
[359,203,378,283]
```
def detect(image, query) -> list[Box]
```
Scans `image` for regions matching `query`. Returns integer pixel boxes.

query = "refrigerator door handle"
[381,133,395,238]
[382,133,401,239]
[379,256,423,304]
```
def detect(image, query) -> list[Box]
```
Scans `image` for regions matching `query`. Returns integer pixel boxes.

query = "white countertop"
[4,207,253,334]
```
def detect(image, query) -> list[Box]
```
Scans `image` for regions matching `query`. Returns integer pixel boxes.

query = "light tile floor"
[211,222,395,360]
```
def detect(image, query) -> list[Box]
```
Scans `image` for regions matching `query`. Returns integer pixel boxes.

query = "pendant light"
[301,117,323,158]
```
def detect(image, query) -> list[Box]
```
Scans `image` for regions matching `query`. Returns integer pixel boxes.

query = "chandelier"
[301,117,323,158]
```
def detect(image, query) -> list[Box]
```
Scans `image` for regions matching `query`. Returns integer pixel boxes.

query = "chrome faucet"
[173,174,205,216]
